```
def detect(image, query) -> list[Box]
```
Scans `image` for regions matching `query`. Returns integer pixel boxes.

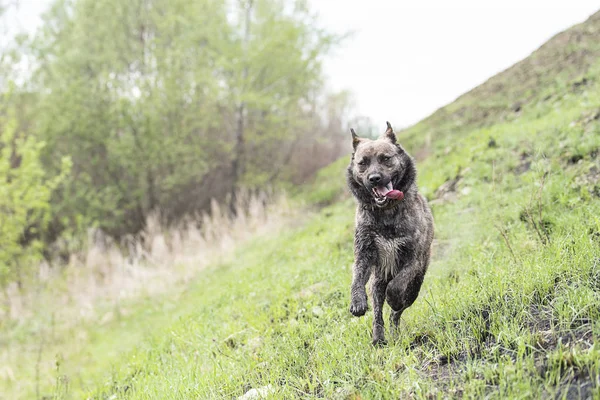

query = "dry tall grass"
[3,189,296,322]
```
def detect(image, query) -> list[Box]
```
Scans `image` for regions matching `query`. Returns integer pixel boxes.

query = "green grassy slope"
[82,12,600,399]
[7,10,600,400]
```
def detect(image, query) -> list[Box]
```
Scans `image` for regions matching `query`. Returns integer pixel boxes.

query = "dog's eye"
[357,159,367,166]
[382,156,392,162]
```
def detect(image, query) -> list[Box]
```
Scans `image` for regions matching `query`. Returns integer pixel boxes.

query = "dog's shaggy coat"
[347,122,434,345]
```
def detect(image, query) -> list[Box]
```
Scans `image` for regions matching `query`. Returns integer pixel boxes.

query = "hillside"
[5,9,600,400]
[404,10,600,156]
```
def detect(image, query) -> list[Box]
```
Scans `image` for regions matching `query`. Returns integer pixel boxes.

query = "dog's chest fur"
[374,235,403,279]
[357,202,424,281]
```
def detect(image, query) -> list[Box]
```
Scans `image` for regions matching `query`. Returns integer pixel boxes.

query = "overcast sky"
[7,1,600,129]
[308,0,600,128]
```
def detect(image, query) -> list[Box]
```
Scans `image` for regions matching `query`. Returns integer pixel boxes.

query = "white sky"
[6,0,600,129]
[309,0,600,128]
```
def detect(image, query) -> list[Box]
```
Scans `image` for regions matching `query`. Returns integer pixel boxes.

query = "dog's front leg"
[349,229,375,317]
[371,278,388,346]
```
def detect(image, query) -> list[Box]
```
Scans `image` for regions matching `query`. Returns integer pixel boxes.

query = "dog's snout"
[368,174,382,184]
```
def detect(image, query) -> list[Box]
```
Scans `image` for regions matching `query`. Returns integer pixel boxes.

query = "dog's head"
[347,122,416,208]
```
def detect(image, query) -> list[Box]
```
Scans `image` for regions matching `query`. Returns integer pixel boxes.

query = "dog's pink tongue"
[375,186,391,197]
[386,190,404,200]
[375,185,404,200]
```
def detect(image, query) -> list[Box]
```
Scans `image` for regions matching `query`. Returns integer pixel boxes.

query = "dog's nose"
[368,174,382,184]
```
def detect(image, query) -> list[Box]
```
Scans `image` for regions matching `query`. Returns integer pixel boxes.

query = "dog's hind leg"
[386,263,425,328]
[371,278,388,346]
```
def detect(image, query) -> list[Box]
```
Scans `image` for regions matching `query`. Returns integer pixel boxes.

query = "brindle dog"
[347,122,434,345]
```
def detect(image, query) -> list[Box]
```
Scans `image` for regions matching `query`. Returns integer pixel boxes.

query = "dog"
[347,122,434,345]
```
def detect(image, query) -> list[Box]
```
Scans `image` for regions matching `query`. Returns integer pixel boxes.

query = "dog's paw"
[372,337,388,347]
[349,297,368,317]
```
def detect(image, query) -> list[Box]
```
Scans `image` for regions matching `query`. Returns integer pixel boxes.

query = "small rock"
[335,386,353,397]
[297,282,327,298]
[238,385,274,400]
[100,311,114,325]
[247,336,263,351]
[224,331,246,348]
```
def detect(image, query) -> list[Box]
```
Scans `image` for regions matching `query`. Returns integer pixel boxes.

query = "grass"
[80,67,599,398]
[4,10,600,400]
[0,191,295,399]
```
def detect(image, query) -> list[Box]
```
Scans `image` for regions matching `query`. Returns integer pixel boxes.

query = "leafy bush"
[0,98,70,286]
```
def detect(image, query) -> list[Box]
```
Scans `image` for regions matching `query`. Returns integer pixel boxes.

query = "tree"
[223,0,336,192]
[26,0,340,242]
[32,0,232,235]
[0,90,70,286]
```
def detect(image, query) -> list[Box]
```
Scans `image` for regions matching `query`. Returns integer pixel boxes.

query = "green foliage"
[0,98,71,286]
[29,0,339,238]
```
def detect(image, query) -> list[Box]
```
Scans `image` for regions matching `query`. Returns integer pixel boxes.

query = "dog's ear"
[383,121,397,144]
[350,128,362,150]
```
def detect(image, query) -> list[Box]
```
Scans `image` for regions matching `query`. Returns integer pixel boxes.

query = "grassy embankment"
[4,10,600,400]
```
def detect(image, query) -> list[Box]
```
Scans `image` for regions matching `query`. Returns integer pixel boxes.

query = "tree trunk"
[229,0,253,216]
[230,101,245,216]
